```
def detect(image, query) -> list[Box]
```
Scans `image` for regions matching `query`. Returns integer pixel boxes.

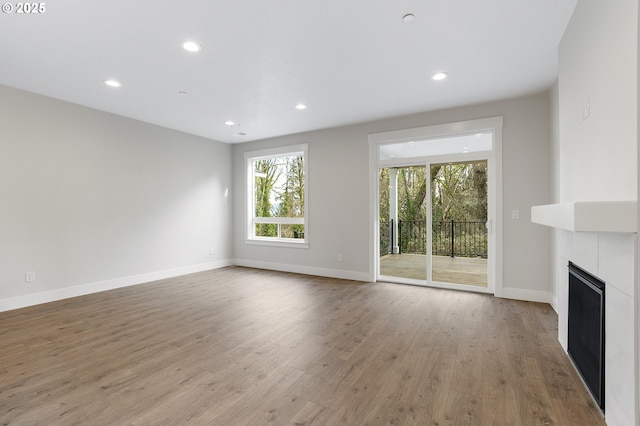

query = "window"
[245,144,308,247]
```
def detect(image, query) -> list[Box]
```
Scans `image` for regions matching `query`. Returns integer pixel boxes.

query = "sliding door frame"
[368,117,503,296]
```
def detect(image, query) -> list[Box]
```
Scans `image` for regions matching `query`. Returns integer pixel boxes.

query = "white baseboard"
[0,259,233,313]
[499,287,554,304]
[233,258,370,282]
[1,260,555,313]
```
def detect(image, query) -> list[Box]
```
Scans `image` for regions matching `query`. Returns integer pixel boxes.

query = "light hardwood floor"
[0,267,604,425]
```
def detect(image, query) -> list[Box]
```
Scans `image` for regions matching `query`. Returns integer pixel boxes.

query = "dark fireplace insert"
[567,262,605,411]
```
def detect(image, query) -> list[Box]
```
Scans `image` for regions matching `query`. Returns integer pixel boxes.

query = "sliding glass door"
[374,121,499,294]
[379,165,428,281]
[429,160,488,287]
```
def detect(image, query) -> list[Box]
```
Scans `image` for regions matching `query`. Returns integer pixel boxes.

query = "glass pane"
[255,223,278,238]
[254,224,305,239]
[430,161,488,287]
[281,224,304,239]
[254,155,304,219]
[378,166,427,281]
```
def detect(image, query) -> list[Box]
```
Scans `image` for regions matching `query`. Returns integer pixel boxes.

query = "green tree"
[431,161,487,222]
[274,155,305,237]
[380,162,487,256]
[254,158,280,237]
[275,155,304,217]
[471,161,488,221]
[398,166,426,222]
[379,168,390,221]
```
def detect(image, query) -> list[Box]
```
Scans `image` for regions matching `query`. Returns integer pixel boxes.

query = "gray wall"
[0,86,554,307]
[0,85,233,309]
[233,92,553,300]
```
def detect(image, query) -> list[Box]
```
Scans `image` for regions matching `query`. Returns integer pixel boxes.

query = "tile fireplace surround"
[532,203,638,426]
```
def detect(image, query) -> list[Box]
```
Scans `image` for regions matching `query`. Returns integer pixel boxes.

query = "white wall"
[232,92,553,301]
[551,0,639,424]
[0,85,233,311]
[638,1,640,423]
[558,0,638,202]
[549,82,562,309]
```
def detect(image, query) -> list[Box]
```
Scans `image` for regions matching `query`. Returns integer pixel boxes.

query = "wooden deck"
[380,254,488,287]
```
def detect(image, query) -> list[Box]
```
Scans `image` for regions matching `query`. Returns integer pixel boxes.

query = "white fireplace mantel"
[531,201,637,233]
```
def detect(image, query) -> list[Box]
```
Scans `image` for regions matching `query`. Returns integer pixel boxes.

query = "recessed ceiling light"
[232,132,247,137]
[402,13,415,22]
[296,104,307,110]
[225,121,235,126]
[432,72,449,81]
[182,41,202,52]
[178,91,188,96]
[104,79,121,88]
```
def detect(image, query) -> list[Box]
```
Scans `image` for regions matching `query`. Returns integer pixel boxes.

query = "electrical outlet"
[337,253,343,262]
[25,271,35,282]
[209,248,215,255]
[511,210,520,220]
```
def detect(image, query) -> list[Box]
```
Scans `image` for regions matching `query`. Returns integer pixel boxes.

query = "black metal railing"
[380,219,487,258]
[399,219,427,255]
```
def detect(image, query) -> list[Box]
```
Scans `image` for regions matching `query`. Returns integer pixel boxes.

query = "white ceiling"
[0,0,577,144]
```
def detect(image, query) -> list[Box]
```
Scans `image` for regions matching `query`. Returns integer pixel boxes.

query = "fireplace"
[567,262,605,410]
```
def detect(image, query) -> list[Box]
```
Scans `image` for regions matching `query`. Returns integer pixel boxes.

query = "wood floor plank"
[0,266,606,425]
[449,337,484,398]
[288,400,336,426]
[481,374,520,425]
[437,389,483,425]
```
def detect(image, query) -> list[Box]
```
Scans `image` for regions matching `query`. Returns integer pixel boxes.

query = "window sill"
[245,239,309,249]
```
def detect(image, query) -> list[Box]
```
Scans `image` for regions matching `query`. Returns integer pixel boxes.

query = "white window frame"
[245,144,309,248]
